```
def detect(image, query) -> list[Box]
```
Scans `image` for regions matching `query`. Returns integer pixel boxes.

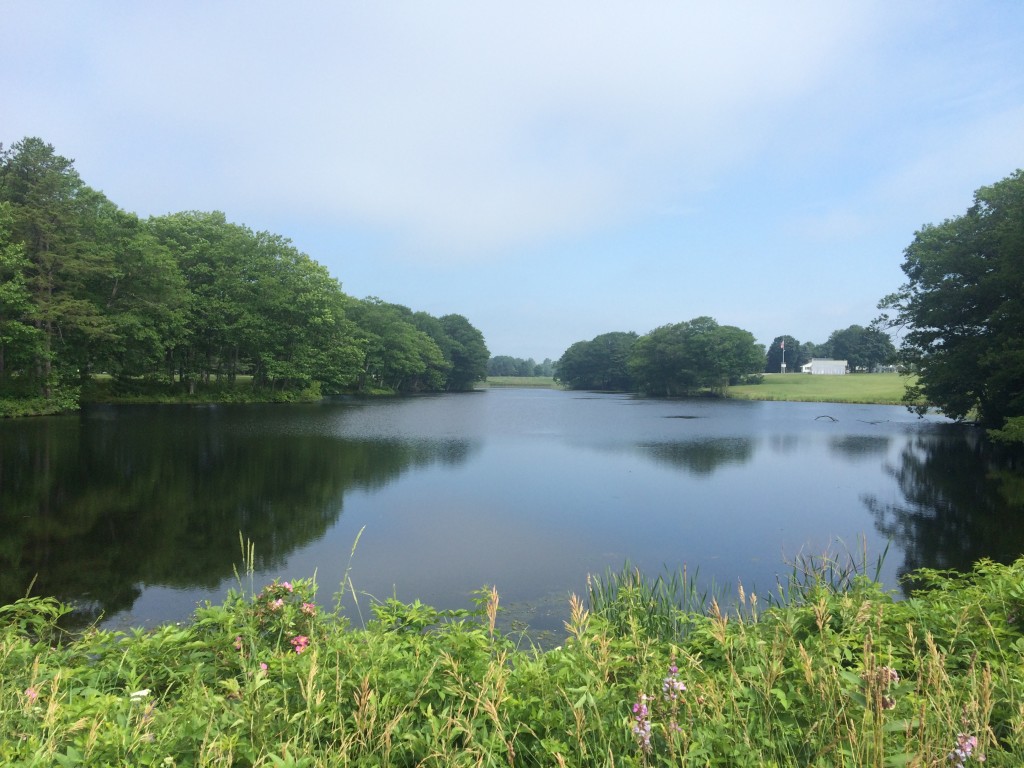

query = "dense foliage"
[0,137,489,413]
[879,169,1024,440]
[487,355,555,377]
[628,318,764,396]
[555,331,639,390]
[555,320,764,395]
[765,327,895,374]
[820,325,896,372]
[3,557,1023,765]
[764,335,807,373]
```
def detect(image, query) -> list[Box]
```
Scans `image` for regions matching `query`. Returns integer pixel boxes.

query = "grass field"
[729,372,917,405]
[481,374,919,405]
[483,376,561,388]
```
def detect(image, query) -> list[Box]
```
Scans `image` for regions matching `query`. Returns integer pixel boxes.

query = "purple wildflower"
[632,693,652,753]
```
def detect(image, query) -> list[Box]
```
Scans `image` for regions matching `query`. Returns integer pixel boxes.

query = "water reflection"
[863,431,1024,588]
[3,391,1022,634]
[828,435,892,460]
[636,438,756,476]
[0,406,475,624]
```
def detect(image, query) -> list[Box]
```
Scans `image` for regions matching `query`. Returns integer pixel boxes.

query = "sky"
[3,2,1023,361]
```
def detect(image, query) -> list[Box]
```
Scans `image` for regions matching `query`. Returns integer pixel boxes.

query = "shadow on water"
[0,405,476,627]
[862,429,1024,591]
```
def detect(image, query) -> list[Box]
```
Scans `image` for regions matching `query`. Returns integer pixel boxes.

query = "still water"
[2,388,1022,633]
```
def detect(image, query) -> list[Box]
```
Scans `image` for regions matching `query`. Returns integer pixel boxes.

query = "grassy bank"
[4,555,1022,766]
[728,373,919,405]
[483,376,561,388]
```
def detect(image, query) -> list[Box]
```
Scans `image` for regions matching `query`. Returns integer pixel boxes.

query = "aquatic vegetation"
[2,557,1024,765]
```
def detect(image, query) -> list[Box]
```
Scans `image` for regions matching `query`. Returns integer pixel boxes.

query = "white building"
[800,358,848,375]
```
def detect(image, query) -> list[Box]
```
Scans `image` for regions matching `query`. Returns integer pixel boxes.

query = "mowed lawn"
[483,376,561,388]
[729,372,917,405]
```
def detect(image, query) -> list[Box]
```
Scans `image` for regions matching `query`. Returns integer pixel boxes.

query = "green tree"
[0,137,104,398]
[488,355,520,376]
[555,331,638,390]
[765,335,806,373]
[878,169,1024,439]
[438,314,489,391]
[147,211,364,393]
[628,317,763,396]
[0,202,42,385]
[534,358,555,376]
[347,298,449,392]
[824,324,896,372]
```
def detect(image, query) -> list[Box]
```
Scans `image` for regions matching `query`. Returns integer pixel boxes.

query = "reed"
[3,554,1022,765]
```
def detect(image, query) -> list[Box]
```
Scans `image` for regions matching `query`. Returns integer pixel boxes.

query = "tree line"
[487,356,555,377]
[0,137,489,413]
[554,319,765,395]
[763,325,896,374]
[553,318,899,395]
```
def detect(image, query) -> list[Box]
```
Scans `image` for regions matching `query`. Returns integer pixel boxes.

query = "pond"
[2,388,1023,635]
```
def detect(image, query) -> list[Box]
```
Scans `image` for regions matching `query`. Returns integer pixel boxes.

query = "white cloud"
[4,2,876,257]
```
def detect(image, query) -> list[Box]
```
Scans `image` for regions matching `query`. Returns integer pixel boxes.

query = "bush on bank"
[3,558,1024,766]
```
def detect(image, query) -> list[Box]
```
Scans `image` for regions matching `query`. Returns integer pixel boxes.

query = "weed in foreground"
[2,556,1024,765]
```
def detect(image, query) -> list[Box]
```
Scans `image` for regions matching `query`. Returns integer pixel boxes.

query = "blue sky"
[4,2,1023,361]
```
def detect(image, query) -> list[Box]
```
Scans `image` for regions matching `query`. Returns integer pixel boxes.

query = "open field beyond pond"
[729,372,916,405]
[483,376,561,388]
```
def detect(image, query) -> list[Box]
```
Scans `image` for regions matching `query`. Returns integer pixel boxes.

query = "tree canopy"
[0,137,489,411]
[555,319,763,396]
[629,317,763,396]
[764,335,807,373]
[819,325,896,372]
[555,331,638,390]
[878,169,1024,440]
[488,355,554,377]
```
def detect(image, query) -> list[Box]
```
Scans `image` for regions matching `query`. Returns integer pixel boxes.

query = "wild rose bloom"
[301,602,317,616]
[234,635,243,651]
[290,635,310,654]
[260,662,268,671]
[270,598,285,611]
[282,581,293,592]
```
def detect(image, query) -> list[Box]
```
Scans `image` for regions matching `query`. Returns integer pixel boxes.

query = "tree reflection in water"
[863,429,1024,591]
[0,407,475,627]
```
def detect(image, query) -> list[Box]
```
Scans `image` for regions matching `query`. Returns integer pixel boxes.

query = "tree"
[823,325,896,372]
[0,202,43,385]
[765,335,806,373]
[628,317,763,396]
[534,358,555,376]
[878,169,1024,439]
[438,314,489,391]
[346,298,449,392]
[555,331,638,390]
[0,137,99,397]
[488,355,520,376]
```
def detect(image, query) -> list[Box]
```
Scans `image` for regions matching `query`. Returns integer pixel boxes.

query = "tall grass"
[3,554,1022,765]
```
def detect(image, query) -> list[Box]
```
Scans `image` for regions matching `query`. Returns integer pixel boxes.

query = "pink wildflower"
[301,602,317,616]
[282,581,294,592]
[270,598,285,611]
[631,693,652,753]
[260,662,269,671]
[24,687,38,703]
[290,635,310,654]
